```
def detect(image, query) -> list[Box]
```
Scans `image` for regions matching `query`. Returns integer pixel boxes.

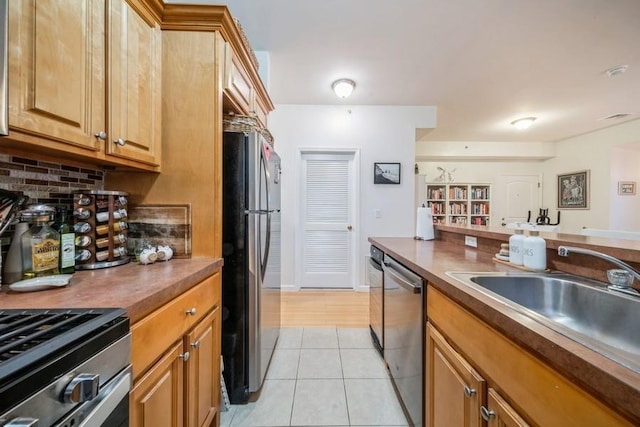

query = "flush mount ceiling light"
[332,79,356,98]
[510,117,536,130]
[605,65,628,77]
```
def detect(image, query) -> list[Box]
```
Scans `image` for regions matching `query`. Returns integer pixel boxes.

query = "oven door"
[55,365,131,427]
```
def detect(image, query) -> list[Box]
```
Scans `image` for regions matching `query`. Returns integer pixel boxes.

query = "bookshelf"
[425,183,491,225]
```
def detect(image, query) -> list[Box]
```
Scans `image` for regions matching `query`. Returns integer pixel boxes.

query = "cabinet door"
[131,342,185,427]
[8,0,105,152]
[108,0,161,166]
[483,388,530,427]
[427,323,485,427]
[185,307,221,427]
[224,42,253,114]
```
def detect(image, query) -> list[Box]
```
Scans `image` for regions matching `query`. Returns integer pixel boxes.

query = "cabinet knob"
[480,406,496,421]
[191,340,200,349]
[463,385,476,398]
[180,351,190,362]
[94,131,107,140]
[114,138,126,146]
[185,307,197,316]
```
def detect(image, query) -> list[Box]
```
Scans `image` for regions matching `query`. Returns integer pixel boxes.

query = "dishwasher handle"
[382,261,422,294]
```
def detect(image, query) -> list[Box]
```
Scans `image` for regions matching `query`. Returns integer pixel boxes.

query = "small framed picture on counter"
[374,162,401,184]
[618,181,636,195]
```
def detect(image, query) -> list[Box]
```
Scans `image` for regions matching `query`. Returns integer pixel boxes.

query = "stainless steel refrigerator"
[221,130,281,404]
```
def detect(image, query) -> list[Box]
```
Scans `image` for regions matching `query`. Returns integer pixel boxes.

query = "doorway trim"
[294,147,360,291]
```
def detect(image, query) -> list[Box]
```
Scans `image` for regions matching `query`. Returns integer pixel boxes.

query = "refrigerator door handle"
[261,212,272,282]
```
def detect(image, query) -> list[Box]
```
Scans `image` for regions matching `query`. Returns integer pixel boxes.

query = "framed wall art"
[557,170,589,209]
[374,162,401,184]
[618,181,636,195]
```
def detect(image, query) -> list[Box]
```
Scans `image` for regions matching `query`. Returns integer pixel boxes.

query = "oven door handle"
[76,366,131,427]
[382,262,422,294]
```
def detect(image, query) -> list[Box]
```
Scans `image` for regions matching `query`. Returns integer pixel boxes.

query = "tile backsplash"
[0,154,106,249]
[0,154,105,205]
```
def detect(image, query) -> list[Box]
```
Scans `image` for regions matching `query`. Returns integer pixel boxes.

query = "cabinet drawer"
[131,275,216,379]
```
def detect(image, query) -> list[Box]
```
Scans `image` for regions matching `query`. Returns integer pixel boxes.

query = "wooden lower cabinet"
[427,286,632,426]
[130,272,222,427]
[131,342,184,427]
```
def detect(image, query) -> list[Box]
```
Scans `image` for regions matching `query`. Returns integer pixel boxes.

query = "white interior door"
[499,174,542,226]
[299,152,356,289]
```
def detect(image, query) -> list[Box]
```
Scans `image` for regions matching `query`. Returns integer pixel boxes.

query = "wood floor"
[281,290,370,328]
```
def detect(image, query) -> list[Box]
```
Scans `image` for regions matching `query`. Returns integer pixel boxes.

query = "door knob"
[347,225,353,231]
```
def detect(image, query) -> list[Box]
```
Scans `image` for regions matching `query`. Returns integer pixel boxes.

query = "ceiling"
[170,0,640,143]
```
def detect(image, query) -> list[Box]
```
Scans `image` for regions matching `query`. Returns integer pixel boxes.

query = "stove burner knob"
[3,418,39,426]
[62,373,100,403]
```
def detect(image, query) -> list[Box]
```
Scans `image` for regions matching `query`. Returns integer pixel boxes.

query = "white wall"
[610,146,640,231]
[540,119,640,233]
[269,105,436,290]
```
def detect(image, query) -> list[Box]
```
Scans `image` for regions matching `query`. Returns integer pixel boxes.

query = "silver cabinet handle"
[113,138,126,146]
[180,351,190,362]
[191,340,200,349]
[463,385,476,397]
[62,373,100,403]
[480,406,496,421]
[94,131,107,140]
[185,307,196,316]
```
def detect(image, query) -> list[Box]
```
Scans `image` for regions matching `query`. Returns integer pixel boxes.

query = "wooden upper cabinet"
[224,41,253,114]
[8,0,106,152]
[108,0,161,167]
[6,0,161,170]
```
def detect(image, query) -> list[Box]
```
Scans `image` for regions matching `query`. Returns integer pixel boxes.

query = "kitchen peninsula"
[370,224,640,426]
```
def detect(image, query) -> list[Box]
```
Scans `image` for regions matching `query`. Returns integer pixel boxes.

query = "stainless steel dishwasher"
[383,254,424,427]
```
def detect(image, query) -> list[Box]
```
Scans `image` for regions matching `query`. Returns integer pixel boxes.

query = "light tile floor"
[221,327,409,427]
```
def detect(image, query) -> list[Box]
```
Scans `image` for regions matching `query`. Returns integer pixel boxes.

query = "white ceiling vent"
[599,113,632,120]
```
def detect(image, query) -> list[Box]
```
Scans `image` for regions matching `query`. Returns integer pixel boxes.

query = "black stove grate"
[0,311,103,362]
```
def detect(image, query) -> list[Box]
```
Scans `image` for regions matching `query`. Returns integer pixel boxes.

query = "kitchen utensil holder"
[72,190,130,270]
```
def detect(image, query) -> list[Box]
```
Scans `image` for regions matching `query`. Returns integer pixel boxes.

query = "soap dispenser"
[508,226,525,266]
[523,229,547,271]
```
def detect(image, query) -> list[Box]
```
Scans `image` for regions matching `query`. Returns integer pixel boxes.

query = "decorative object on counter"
[3,221,28,284]
[508,227,525,265]
[71,190,130,269]
[374,162,401,184]
[53,207,75,274]
[495,242,510,261]
[618,181,636,195]
[557,170,589,209]
[20,204,60,278]
[127,204,191,258]
[523,229,547,271]
[8,274,72,292]
[415,204,435,240]
[531,208,561,226]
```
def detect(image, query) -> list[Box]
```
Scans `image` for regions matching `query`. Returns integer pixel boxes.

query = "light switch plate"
[465,236,478,248]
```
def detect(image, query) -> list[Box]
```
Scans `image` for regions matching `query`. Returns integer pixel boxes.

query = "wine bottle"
[54,208,75,274]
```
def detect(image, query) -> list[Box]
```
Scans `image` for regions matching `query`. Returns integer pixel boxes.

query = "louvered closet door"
[300,153,355,288]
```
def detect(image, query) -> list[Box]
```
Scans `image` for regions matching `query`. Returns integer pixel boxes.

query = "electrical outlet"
[375,209,381,218]
[465,236,478,248]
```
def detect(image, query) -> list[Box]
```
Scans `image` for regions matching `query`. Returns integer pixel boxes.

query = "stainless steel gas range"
[0,308,131,426]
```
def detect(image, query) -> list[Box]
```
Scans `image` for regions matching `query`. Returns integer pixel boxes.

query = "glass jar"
[21,205,60,278]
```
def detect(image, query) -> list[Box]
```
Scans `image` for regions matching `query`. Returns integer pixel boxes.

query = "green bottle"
[54,208,76,274]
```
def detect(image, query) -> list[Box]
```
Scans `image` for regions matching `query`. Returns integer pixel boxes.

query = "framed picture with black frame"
[374,162,401,184]
[557,170,589,209]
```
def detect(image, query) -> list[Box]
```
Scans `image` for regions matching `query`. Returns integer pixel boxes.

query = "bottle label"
[32,239,60,272]
[60,233,75,269]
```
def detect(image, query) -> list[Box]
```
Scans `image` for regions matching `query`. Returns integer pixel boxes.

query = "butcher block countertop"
[0,257,223,324]
[369,236,640,424]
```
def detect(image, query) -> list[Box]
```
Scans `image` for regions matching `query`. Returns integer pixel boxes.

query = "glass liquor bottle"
[53,208,75,274]
[21,205,60,278]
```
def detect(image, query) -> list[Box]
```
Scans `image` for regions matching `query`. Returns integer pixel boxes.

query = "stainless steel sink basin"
[446,271,640,373]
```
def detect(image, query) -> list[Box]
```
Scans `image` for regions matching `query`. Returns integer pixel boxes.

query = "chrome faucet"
[557,245,640,296]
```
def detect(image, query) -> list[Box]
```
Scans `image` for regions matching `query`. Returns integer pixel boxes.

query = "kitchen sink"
[445,271,640,373]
